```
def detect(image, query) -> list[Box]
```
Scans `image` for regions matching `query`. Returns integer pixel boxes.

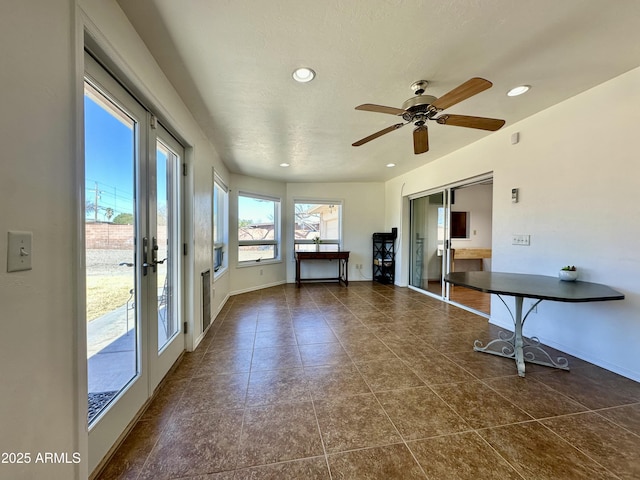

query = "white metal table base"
[472,295,569,377]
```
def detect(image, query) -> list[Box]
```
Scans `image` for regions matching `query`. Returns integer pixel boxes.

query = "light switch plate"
[7,231,32,272]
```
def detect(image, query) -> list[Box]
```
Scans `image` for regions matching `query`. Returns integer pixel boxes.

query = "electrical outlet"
[511,234,530,246]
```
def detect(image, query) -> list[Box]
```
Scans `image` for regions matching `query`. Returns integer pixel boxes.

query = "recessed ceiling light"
[507,85,531,97]
[386,163,396,168]
[292,67,316,83]
[279,162,290,167]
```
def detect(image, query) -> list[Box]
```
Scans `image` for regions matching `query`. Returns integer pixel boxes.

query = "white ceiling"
[118,0,640,183]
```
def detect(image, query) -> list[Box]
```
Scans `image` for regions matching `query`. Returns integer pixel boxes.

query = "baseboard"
[488,317,640,383]
[230,279,287,296]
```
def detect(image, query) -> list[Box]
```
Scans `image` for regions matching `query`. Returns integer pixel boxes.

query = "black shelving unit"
[372,230,397,284]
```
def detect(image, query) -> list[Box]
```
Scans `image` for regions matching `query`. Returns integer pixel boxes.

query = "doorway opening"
[408,176,493,315]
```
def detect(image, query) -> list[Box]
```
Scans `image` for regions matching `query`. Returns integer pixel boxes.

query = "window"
[213,171,229,274]
[238,192,280,263]
[293,201,342,252]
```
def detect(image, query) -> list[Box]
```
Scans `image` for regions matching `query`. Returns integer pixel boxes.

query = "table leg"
[343,259,348,286]
[295,258,301,287]
[513,296,525,377]
[473,295,569,376]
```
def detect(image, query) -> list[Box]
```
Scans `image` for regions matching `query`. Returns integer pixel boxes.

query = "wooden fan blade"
[352,123,404,147]
[355,104,407,116]
[430,78,493,111]
[413,126,429,154]
[436,114,505,131]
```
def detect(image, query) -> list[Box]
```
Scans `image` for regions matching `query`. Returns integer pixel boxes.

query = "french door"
[84,53,183,472]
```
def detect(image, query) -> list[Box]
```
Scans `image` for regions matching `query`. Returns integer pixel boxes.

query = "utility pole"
[94,182,101,223]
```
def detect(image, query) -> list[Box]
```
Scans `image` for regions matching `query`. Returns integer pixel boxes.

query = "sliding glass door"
[409,190,449,298]
[409,177,493,314]
[84,53,184,472]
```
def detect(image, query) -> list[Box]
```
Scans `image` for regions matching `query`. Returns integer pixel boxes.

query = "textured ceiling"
[118,0,640,182]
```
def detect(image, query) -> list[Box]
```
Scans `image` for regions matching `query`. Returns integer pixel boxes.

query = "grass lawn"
[86,275,133,322]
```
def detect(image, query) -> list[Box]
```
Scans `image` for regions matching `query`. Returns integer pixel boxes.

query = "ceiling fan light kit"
[352,77,506,154]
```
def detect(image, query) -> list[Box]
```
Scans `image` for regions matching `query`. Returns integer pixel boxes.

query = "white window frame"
[237,191,281,265]
[293,199,343,252]
[213,170,229,276]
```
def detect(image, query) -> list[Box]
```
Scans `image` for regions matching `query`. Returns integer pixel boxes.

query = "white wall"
[286,183,386,283]
[451,184,493,249]
[0,1,82,479]
[386,67,640,381]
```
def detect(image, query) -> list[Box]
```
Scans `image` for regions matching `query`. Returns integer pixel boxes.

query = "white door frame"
[84,52,184,473]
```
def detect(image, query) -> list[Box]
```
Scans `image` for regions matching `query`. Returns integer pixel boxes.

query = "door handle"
[151,237,159,273]
[141,237,164,274]
[142,237,149,276]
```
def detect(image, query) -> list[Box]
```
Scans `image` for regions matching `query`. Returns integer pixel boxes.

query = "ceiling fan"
[352,78,505,154]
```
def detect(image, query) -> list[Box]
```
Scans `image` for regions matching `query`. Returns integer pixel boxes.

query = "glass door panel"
[156,138,180,351]
[149,127,184,390]
[84,81,139,424]
[447,181,493,314]
[409,191,447,297]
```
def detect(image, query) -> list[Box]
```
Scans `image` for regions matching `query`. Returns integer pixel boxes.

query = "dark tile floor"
[97,282,640,480]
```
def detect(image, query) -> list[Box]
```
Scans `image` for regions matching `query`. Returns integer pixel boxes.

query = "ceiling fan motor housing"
[352,77,504,154]
[401,95,438,122]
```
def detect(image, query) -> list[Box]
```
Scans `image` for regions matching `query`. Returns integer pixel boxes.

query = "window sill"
[236,259,282,268]
[213,266,229,280]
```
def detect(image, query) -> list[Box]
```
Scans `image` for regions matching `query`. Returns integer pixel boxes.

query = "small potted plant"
[313,236,322,252]
[558,265,578,281]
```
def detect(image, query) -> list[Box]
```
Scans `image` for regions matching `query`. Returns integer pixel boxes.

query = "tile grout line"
[331,284,431,478]
[470,429,528,480]
[293,290,335,480]
[535,417,626,480]
[233,321,257,476]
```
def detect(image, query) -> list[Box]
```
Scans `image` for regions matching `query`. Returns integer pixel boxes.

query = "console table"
[295,251,350,287]
[451,248,492,271]
[444,271,624,377]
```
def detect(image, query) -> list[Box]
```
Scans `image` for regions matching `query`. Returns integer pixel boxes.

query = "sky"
[84,93,168,222]
[86,87,277,226]
[238,195,276,224]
